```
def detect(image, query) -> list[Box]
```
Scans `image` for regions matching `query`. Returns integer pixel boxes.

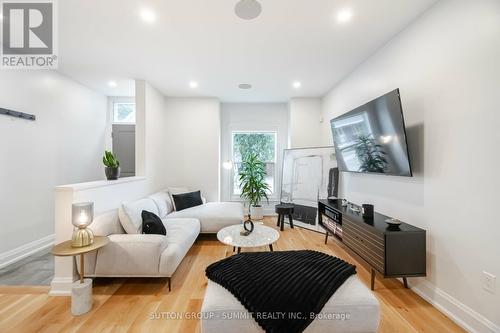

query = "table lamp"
[71,202,94,247]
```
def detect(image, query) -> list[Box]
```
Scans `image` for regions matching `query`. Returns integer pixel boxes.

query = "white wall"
[160,97,221,202]
[0,71,107,265]
[135,80,169,193]
[135,83,220,200]
[319,0,500,331]
[220,103,289,213]
[289,98,323,148]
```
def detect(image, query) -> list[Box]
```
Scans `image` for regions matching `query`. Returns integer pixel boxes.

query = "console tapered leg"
[371,268,376,291]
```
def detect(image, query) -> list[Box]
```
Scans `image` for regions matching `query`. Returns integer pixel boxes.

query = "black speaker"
[362,204,374,218]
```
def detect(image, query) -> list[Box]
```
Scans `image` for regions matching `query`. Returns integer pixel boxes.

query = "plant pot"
[250,205,264,220]
[105,167,120,180]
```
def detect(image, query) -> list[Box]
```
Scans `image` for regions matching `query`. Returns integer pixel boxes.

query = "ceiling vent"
[235,0,262,20]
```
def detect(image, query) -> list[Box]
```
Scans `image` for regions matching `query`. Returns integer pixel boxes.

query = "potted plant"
[103,150,120,180]
[239,153,270,220]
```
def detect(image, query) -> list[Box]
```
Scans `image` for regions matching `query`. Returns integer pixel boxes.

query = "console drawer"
[343,218,384,251]
[343,220,385,273]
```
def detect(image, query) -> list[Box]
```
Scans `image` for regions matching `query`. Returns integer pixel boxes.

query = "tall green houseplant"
[239,153,270,220]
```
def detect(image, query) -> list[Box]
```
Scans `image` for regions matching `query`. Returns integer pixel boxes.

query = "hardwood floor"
[0,218,464,333]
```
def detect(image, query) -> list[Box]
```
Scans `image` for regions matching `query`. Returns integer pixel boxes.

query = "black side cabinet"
[319,199,426,290]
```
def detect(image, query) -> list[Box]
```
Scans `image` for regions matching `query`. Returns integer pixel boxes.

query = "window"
[231,131,277,197]
[113,103,136,123]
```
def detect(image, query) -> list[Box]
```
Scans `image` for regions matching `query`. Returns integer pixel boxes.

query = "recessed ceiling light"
[238,83,252,90]
[189,81,199,88]
[337,8,353,23]
[293,81,302,89]
[235,0,262,20]
[108,80,117,87]
[139,8,156,23]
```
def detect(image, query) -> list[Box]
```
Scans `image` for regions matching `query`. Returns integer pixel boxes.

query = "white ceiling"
[58,0,438,102]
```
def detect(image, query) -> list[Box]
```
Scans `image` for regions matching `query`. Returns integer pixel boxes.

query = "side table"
[52,236,109,315]
[275,203,295,231]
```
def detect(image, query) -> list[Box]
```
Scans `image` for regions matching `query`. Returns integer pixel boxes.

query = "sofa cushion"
[149,191,174,218]
[119,198,159,234]
[142,210,167,235]
[159,218,201,276]
[166,202,243,233]
[94,234,168,276]
[172,190,203,211]
[168,186,190,195]
[91,210,125,236]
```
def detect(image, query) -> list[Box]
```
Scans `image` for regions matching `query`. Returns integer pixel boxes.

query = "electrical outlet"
[482,271,496,294]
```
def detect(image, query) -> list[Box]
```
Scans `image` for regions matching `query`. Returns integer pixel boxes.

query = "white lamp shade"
[72,202,94,228]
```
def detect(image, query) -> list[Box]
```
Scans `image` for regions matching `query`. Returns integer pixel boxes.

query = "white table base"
[71,278,92,316]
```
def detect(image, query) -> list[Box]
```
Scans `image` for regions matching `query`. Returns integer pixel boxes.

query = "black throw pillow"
[172,190,203,211]
[141,210,166,235]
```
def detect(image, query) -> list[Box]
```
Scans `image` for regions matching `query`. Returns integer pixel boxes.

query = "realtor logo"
[1,0,58,69]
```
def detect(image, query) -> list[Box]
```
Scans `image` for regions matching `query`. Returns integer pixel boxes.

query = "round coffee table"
[217,224,280,253]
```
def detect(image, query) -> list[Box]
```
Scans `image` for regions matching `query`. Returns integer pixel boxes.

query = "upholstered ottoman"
[201,275,380,333]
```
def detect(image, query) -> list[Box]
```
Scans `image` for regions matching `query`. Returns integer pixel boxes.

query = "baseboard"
[410,279,500,333]
[242,209,277,216]
[49,277,73,296]
[0,234,55,270]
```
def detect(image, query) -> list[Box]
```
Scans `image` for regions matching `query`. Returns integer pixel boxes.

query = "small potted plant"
[103,150,120,180]
[239,153,270,220]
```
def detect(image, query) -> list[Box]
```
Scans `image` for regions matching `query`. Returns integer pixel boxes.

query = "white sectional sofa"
[167,202,245,233]
[79,188,243,289]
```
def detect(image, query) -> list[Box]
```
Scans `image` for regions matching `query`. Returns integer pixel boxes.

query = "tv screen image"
[330,89,412,176]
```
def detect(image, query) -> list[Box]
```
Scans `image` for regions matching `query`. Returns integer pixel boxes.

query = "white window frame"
[112,101,136,124]
[230,130,278,201]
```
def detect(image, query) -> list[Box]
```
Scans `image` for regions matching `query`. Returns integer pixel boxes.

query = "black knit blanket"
[205,250,356,333]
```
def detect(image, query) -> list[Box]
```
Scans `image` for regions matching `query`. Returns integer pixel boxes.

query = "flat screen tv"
[330,89,412,176]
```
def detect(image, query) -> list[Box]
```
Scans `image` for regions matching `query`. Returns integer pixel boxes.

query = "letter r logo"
[2,2,53,54]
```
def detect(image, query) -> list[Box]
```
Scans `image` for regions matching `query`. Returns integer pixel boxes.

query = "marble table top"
[217,224,280,248]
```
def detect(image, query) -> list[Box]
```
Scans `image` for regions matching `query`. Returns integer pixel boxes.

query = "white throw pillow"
[118,198,159,234]
[168,186,190,196]
[149,191,173,218]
